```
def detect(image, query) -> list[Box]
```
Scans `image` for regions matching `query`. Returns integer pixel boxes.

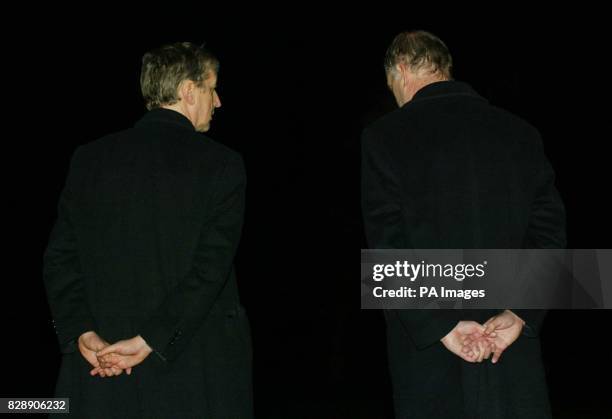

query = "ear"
[178,80,197,106]
[397,63,410,87]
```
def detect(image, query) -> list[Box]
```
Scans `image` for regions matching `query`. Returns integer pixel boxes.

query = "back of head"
[140,42,219,110]
[384,30,453,79]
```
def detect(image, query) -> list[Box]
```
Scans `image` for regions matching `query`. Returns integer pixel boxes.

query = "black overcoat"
[362,81,566,419]
[44,108,253,418]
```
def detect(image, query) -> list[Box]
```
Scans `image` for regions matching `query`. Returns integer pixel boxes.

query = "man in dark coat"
[43,42,252,418]
[362,31,565,419]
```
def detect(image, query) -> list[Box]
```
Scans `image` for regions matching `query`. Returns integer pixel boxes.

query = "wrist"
[506,310,526,326]
[137,335,153,353]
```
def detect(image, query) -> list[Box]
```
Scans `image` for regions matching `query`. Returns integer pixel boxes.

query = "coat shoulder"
[76,129,243,169]
[489,104,541,136]
[76,128,134,157]
[186,133,243,163]
[363,107,406,137]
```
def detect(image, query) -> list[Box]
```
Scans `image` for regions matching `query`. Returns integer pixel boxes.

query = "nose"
[214,91,221,108]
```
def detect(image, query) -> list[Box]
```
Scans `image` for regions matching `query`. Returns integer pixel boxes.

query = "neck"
[404,74,448,105]
[162,103,195,127]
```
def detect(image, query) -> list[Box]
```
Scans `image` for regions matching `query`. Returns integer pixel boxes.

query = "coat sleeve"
[515,134,566,335]
[525,134,566,250]
[362,127,460,348]
[138,153,246,362]
[511,310,547,337]
[43,146,97,354]
[361,127,409,249]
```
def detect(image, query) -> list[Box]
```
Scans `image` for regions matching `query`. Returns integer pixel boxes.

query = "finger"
[126,367,132,375]
[111,367,122,376]
[106,356,130,370]
[100,353,128,369]
[484,320,498,335]
[483,341,492,360]
[469,327,485,337]
[470,343,480,360]
[98,353,116,366]
[97,357,112,369]
[463,350,478,363]
[97,343,124,357]
[477,341,486,362]
[462,337,472,346]
[100,354,137,370]
[460,350,473,362]
[104,356,122,368]
[492,348,503,364]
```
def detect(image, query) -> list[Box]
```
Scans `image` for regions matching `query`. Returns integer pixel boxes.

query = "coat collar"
[407,80,488,105]
[135,108,195,131]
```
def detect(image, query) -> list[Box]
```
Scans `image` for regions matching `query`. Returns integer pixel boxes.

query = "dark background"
[7,12,612,419]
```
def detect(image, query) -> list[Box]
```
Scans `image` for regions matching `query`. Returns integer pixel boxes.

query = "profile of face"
[193,72,221,132]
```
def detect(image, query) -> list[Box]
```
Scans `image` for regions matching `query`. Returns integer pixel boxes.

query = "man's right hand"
[482,310,524,363]
[461,310,525,364]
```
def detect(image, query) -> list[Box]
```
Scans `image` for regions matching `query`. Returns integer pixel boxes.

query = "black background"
[7,10,612,419]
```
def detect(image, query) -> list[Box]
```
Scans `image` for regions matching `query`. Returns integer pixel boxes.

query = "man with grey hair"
[362,31,564,418]
[44,42,253,418]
